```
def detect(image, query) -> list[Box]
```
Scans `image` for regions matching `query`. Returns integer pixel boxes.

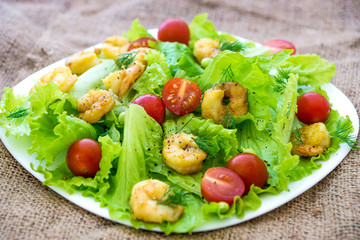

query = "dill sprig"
[157,183,187,208]
[6,106,29,119]
[220,106,237,129]
[331,119,360,151]
[114,51,138,70]
[192,133,219,157]
[219,40,247,52]
[220,64,236,82]
[291,128,305,145]
[273,68,291,92]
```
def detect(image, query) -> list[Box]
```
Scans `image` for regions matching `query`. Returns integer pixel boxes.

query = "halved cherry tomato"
[66,138,102,178]
[263,39,296,55]
[201,167,245,205]
[296,92,331,124]
[128,37,157,51]
[132,94,165,125]
[162,78,201,116]
[158,18,190,45]
[226,153,268,194]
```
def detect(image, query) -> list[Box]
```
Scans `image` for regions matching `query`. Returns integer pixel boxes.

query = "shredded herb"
[331,119,360,151]
[114,51,138,70]
[157,183,187,208]
[220,106,237,129]
[220,64,236,82]
[6,106,29,119]
[192,134,218,157]
[291,128,305,145]
[273,68,291,92]
[219,40,247,52]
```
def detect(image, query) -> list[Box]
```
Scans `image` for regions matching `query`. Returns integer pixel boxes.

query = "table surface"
[1,0,359,239]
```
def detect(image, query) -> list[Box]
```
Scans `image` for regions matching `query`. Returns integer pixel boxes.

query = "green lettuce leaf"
[279,54,336,86]
[189,13,219,48]
[27,83,97,166]
[123,18,153,41]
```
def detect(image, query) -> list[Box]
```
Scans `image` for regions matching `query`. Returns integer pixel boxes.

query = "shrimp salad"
[0,13,357,234]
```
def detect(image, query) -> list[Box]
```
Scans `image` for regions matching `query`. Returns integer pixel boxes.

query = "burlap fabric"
[1,0,359,239]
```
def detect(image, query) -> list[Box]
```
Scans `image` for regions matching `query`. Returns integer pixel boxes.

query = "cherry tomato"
[162,78,201,116]
[66,138,102,178]
[296,92,331,124]
[226,153,268,194]
[158,18,190,45]
[128,37,157,51]
[132,94,165,125]
[263,39,296,55]
[201,167,245,205]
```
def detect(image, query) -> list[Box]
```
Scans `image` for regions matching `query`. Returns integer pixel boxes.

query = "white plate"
[0,30,359,233]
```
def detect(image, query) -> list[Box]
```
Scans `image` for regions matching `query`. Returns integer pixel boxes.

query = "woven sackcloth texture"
[0,0,359,239]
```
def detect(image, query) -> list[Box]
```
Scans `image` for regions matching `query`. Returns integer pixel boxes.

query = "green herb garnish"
[6,106,29,119]
[291,128,305,145]
[114,51,138,70]
[331,118,360,151]
[192,134,219,157]
[157,183,187,208]
[219,40,247,52]
[273,68,291,92]
[220,106,237,129]
[220,64,236,82]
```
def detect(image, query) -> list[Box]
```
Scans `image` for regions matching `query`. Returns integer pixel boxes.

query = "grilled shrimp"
[193,38,221,63]
[102,60,145,99]
[102,48,150,99]
[65,51,102,75]
[31,66,77,93]
[201,82,248,124]
[162,133,208,175]
[95,36,131,59]
[130,179,184,223]
[291,122,331,157]
[76,89,115,124]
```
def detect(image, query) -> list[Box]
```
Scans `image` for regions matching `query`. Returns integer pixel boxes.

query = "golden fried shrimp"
[162,133,208,175]
[102,60,146,99]
[95,36,131,59]
[131,47,152,65]
[31,66,77,93]
[201,82,248,124]
[291,122,331,157]
[130,179,184,224]
[65,51,102,75]
[76,89,115,124]
[193,38,221,63]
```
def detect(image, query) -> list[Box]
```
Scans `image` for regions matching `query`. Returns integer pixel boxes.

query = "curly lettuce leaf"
[123,18,153,41]
[27,83,97,166]
[279,54,336,86]
[32,135,122,196]
[189,13,219,48]
[106,104,163,218]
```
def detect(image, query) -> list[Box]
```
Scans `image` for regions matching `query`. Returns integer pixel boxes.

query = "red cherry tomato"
[225,153,268,194]
[128,37,157,51]
[66,138,102,178]
[263,39,296,55]
[132,94,165,125]
[162,78,201,116]
[296,92,331,124]
[201,167,245,205]
[158,18,190,45]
